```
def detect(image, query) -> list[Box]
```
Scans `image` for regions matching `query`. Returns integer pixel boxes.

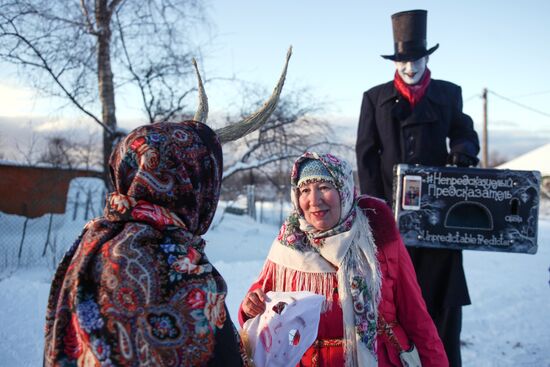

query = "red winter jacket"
[239,196,448,367]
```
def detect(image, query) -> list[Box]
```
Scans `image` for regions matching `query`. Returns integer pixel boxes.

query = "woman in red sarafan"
[239,152,448,367]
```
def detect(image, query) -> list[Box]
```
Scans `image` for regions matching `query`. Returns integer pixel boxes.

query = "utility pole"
[482,88,488,168]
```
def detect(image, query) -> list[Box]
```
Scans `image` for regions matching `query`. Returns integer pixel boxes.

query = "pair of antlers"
[192,47,292,144]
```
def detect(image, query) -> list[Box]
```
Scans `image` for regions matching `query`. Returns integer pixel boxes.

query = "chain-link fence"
[0,177,106,275]
[0,177,294,277]
[217,184,292,227]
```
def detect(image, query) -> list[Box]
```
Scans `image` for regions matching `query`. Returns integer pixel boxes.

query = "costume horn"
[216,47,291,143]
[192,58,209,123]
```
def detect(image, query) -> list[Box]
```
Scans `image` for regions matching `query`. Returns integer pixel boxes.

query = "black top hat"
[381,9,439,61]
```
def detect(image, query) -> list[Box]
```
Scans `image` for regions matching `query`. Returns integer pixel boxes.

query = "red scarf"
[393,68,431,108]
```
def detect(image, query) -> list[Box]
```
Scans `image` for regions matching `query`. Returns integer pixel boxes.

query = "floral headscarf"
[278,152,357,249]
[44,121,247,366]
[107,121,222,234]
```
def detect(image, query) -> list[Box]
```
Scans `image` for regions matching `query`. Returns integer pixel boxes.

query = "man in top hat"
[355,9,480,367]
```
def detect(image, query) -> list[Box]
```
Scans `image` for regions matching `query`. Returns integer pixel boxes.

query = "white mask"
[242,291,325,367]
[395,56,428,85]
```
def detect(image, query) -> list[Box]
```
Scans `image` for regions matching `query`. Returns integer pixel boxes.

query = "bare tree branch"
[0,16,110,133]
[114,9,153,122]
[79,0,97,34]
[220,86,351,201]
[0,0,208,185]
[14,128,40,165]
[223,153,298,181]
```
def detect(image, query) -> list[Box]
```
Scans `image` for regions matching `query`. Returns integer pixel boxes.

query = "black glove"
[448,152,479,167]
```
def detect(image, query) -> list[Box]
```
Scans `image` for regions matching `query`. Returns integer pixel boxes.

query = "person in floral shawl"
[44,121,247,366]
[239,152,447,366]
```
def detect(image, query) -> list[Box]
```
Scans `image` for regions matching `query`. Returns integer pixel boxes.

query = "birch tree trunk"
[95,0,118,187]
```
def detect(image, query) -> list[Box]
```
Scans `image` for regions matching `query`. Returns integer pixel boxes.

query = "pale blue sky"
[1,1,549,159]
[203,0,550,156]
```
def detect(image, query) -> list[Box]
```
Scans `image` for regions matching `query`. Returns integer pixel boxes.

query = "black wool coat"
[355,78,480,311]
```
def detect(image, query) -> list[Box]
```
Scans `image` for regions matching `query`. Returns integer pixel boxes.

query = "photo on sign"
[402,175,422,210]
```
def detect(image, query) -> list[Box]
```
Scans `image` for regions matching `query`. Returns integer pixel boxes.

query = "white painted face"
[395,56,428,85]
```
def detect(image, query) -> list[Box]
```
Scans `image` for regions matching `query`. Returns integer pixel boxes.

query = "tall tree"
[222,87,350,189]
[37,132,102,170]
[0,0,206,185]
[39,136,76,169]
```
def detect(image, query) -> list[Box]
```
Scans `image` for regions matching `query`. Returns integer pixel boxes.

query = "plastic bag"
[399,343,422,367]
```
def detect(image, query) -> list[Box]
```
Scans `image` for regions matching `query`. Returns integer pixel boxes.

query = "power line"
[510,90,550,99]
[487,89,550,119]
[463,93,481,104]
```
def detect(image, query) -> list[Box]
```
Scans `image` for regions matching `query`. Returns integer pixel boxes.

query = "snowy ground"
[0,209,549,366]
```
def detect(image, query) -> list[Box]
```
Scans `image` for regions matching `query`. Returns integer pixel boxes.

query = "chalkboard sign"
[393,164,541,254]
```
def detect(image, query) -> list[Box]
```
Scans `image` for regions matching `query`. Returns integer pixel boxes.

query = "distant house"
[497,143,550,177]
[498,143,550,198]
[0,162,102,218]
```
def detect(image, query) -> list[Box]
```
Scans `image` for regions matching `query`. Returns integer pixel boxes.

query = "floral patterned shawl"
[261,152,381,367]
[44,121,247,366]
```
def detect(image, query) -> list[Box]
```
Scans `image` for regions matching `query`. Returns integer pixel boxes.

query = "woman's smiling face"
[298,181,341,231]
